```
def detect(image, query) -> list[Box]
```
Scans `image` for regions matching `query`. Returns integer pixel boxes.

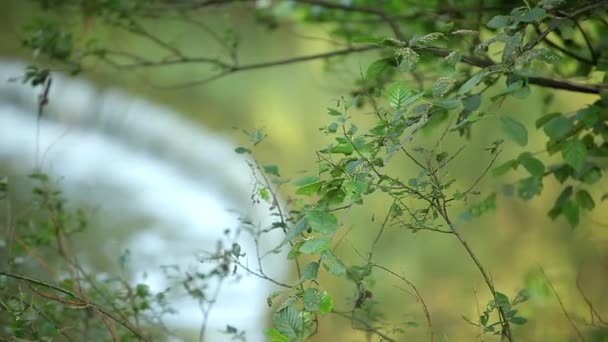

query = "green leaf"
[234,147,251,154]
[459,71,487,94]
[535,112,561,129]
[492,159,519,177]
[386,81,412,110]
[517,177,542,200]
[576,190,595,211]
[494,292,512,310]
[510,316,528,325]
[264,164,280,177]
[319,292,333,315]
[303,288,323,312]
[366,58,392,80]
[301,262,319,281]
[432,77,456,98]
[518,153,545,178]
[281,216,308,246]
[581,166,602,184]
[562,139,587,171]
[562,199,579,228]
[327,108,342,116]
[300,237,331,254]
[306,210,338,235]
[265,328,289,342]
[322,142,354,155]
[274,306,302,339]
[321,250,346,276]
[543,115,573,140]
[518,8,547,22]
[500,116,528,146]
[296,181,323,196]
[487,15,512,29]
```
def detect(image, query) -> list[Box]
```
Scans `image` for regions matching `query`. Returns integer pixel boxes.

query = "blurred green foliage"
[1,0,608,341]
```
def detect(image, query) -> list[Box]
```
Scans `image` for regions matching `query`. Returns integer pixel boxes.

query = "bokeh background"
[1,1,607,341]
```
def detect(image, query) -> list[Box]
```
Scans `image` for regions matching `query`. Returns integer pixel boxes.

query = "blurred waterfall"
[0,60,287,341]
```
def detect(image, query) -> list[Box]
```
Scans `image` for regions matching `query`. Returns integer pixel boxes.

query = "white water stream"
[0,60,287,341]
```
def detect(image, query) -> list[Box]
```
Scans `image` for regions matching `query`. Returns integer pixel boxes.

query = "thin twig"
[538,266,585,341]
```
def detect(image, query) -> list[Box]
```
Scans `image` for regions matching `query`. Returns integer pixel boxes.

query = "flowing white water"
[0,60,287,341]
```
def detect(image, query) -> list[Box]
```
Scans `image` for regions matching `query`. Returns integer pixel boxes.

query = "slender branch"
[371,263,434,342]
[538,267,585,341]
[155,45,379,88]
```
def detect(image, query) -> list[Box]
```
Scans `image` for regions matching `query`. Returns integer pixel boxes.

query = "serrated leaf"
[300,237,331,254]
[274,306,302,339]
[306,210,338,235]
[518,153,545,177]
[432,77,456,98]
[500,116,528,146]
[562,139,587,171]
[303,288,323,312]
[386,81,412,110]
[321,250,346,276]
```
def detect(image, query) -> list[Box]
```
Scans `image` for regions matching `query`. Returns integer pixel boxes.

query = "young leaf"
[319,292,333,315]
[386,81,412,110]
[500,116,528,146]
[265,328,289,342]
